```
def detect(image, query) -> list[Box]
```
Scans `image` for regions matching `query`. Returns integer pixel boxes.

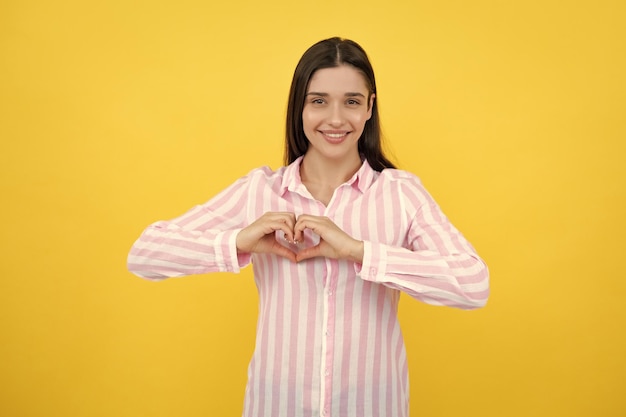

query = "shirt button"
[370,267,377,275]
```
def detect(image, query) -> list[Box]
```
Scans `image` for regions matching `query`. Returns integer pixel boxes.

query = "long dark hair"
[284,37,396,171]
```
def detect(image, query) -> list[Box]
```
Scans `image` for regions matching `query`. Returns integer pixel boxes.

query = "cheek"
[352,112,370,129]
[302,110,318,131]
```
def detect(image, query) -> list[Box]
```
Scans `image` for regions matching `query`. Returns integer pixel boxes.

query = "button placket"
[322,259,339,417]
[319,196,346,417]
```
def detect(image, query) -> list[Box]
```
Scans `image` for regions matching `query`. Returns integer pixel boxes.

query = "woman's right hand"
[235,212,297,262]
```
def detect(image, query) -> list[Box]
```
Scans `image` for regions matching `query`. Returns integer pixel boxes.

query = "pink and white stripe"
[128,156,489,417]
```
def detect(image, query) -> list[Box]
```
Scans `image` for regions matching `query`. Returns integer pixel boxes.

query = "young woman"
[128,37,489,417]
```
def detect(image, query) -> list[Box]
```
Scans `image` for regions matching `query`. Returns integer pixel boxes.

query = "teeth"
[325,133,346,138]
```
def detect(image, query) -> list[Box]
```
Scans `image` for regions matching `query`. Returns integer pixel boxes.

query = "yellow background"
[1,0,624,416]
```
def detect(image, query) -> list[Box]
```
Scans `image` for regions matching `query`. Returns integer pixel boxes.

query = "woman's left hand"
[294,214,364,263]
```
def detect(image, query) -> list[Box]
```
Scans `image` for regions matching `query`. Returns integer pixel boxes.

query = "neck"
[300,151,362,189]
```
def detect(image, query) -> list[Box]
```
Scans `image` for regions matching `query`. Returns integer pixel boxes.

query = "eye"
[310,98,325,105]
[346,99,361,106]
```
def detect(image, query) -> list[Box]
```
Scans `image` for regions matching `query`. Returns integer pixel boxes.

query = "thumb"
[296,244,322,262]
[270,243,298,263]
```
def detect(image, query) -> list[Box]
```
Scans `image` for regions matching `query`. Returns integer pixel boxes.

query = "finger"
[283,213,297,241]
[270,213,297,241]
[271,244,297,263]
[259,218,295,242]
[296,244,323,262]
[293,215,319,242]
[293,223,303,243]
[272,212,296,226]
[276,221,296,243]
[295,214,330,231]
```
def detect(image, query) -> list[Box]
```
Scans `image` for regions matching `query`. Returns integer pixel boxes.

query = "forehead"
[307,65,369,93]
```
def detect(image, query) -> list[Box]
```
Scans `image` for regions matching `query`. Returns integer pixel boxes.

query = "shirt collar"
[280,156,377,196]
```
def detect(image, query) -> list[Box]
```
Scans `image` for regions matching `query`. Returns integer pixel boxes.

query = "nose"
[327,103,344,127]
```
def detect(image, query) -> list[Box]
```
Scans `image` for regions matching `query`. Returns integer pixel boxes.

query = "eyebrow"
[306,92,367,98]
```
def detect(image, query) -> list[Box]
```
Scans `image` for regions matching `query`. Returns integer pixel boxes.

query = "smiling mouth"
[320,131,350,142]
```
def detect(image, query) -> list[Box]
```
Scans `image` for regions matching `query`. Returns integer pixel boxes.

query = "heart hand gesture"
[236,212,364,263]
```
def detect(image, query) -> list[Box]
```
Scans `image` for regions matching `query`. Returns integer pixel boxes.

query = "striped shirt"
[127,156,489,417]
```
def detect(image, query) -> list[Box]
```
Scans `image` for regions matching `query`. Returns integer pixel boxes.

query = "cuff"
[214,228,250,273]
[355,241,386,282]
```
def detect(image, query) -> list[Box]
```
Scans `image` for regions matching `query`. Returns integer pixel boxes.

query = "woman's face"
[302,65,374,163]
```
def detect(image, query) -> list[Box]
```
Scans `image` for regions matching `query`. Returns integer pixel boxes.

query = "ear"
[367,93,375,120]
